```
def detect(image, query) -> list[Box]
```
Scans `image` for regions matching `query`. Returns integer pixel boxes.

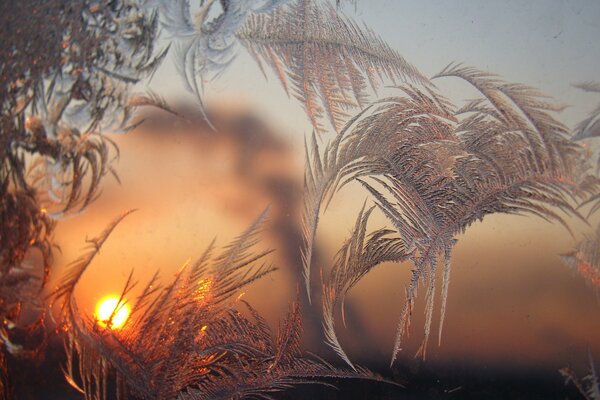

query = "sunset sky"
[52,0,600,377]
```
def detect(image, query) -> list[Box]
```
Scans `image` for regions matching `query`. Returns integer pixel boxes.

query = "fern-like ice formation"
[561,224,600,288]
[302,64,594,366]
[237,0,429,133]
[5,1,167,220]
[570,81,600,213]
[1,2,168,395]
[153,0,290,117]
[322,204,407,369]
[561,353,600,400]
[1,0,167,289]
[52,209,389,399]
[561,81,600,288]
[572,82,600,141]
[158,0,427,133]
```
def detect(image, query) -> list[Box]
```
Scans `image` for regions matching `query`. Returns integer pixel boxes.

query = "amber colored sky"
[52,115,600,373]
[52,0,600,373]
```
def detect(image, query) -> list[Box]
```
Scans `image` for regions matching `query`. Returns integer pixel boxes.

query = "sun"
[95,295,131,329]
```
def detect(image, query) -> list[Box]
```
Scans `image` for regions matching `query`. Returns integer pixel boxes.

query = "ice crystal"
[302,64,593,365]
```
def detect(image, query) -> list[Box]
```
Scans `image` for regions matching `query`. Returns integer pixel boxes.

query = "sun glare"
[95,295,130,329]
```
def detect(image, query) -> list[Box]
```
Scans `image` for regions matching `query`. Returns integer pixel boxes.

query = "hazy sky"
[353,0,600,124]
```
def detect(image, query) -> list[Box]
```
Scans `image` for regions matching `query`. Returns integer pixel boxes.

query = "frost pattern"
[237,0,429,133]
[52,210,388,399]
[1,2,166,395]
[302,64,594,365]
[561,353,600,400]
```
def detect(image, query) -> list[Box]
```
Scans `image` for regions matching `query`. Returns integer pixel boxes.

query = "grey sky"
[352,0,600,125]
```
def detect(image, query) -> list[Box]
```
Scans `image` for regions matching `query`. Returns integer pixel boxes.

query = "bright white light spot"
[95,295,130,329]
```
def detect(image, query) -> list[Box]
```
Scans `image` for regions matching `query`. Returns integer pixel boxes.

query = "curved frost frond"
[53,210,387,399]
[571,82,600,184]
[561,224,600,288]
[301,86,456,302]
[322,205,407,368]
[157,0,290,116]
[433,63,579,175]
[3,1,168,216]
[561,352,600,400]
[237,0,430,133]
[303,67,594,366]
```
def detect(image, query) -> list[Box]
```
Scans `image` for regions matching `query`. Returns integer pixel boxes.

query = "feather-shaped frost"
[1,3,168,393]
[237,0,430,133]
[322,205,407,368]
[155,0,291,108]
[561,353,600,400]
[52,210,389,399]
[302,66,592,366]
[561,224,600,288]
[572,81,600,138]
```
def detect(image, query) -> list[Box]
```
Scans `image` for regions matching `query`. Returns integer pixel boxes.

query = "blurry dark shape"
[560,353,600,400]
[133,101,301,219]
[0,352,7,399]
[52,209,391,399]
[117,101,335,357]
[302,64,596,366]
[237,0,429,133]
[0,0,166,394]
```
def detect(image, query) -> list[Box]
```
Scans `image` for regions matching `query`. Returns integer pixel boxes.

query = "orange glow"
[577,261,600,287]
[95,295,130,329]
[196,278,212,302]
